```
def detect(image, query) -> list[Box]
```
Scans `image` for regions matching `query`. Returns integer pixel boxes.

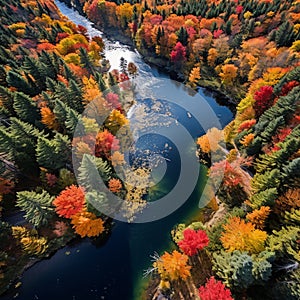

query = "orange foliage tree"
[95,129,120,159]
[108,178,122,193]
[246,206,271,229]
[220,217,267,254]
[154,250,191,281]
[71,211,105,238]
[40,106,59,130]
[53,185,85,218]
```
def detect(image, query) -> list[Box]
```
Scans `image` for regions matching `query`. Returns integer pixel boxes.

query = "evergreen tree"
[119,57,128,74]
[177,27,188,46]
[39,50,59,80]
[77,154,111,192]
[53,100,81,134]
[95,72,108,92]
[250,188,278,209]
[22,56,47,91]
[267,226,300,260]
[16,190,54,228]
[7,71,36,96]
[0,86,15,114]
[79,47,95,75]
[36,133,71,170]
[274,21,295,47]
[13,92,40,125]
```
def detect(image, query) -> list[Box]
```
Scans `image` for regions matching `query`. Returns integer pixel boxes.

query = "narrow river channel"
[1,1,233,299]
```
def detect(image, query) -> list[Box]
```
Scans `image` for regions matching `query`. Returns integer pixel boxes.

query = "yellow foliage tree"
[207,48,218,67]
[153,250,191,281]
[197,134,210,153]
[116,3,133,28]
[262,67,287,86]
[221,217,267,254]
[219,64,238,86]
[71,211,105,238]
[188,66,201,87]
[246,206,271,230]
[105,109,129,134]
[12,226,48,255]
[82,75,101,104]
[197,127,223,153]
[20,236,48,255]
[111,151,125,166]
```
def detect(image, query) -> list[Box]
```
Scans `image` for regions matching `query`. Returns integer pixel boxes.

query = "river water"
[0,2,233,300]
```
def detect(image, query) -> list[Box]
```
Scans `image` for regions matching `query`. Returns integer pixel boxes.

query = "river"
[0,2,233,300]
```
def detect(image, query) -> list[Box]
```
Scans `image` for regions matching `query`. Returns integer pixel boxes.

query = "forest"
[0,0,299,299]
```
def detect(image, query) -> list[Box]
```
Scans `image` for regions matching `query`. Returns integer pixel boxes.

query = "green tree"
[36,133,70,170]
[13,92,40,125]
[16,190,54,227]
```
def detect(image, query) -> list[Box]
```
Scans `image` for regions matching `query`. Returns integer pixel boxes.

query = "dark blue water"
[0,2,233,300]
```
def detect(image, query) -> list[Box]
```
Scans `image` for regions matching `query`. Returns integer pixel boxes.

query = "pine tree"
[16,190,54,227]
[22,56,47,91]
[10,117,41,154]
[250,188,278,209]
[95,72,108,92]
[36,133,70,170]
[267,226,300,261]
[6,71,36,96]
[252,251,275,283]
[251,169,281,194]
[13,92,40,125]
[54,79,84,113]
[119,57,128,74]
[177,26,188,46]
[77,154,111,191]
[79,47,95,75]
[0,86,15,115]
[284,209,300,226]
[274,21,295,47]
[53,100,81,134]
[0,127,14,155]
[281,158,300,188]
[39,50,59,80]
[258,116,285,143]
[213,250,254,289]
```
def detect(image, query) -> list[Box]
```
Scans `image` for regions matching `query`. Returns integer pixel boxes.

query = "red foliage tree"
[199,277,233,300]
[105,92,121,110]
[253,86,274,117]
[56,32,69,43]
[170,42,186,63]
[95,129,120,158]
[53,185,85,219]
[213,29,223,39]
[236,5,243,14]
[178,228,209,256]
[280,80,299,96]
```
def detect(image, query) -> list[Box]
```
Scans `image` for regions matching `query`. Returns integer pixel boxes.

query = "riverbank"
[0,233,74,297]
[59,0,239,110]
